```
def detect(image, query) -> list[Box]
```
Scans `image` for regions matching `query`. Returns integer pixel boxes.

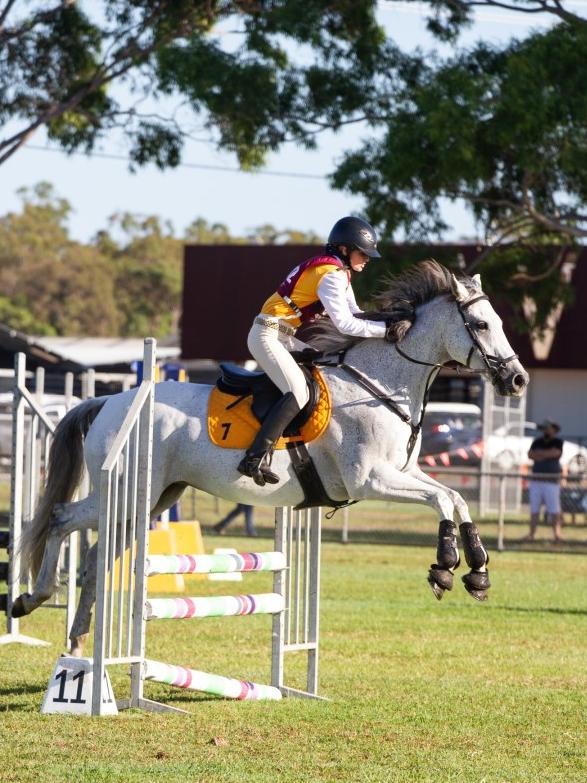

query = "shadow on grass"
[0,682,46,708]
[154,689,222,705]
[492,605,587,617]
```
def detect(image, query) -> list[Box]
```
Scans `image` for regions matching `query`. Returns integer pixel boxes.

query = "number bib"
[207,368,331,450]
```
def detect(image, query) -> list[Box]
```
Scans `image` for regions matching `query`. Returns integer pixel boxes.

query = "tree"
[401,0,586,42]
[95,212,183,337]
[0,179,330,338]
[0,183,120,335]
[331,5,587,325]
[0,1,386,168]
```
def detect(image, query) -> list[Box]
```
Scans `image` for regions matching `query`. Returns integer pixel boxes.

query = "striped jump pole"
[145,592,285,620]
[146,551,286,576]
[144,660,282,701]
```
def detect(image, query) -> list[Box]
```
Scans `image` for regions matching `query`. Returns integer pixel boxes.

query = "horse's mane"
[296,259,477,354]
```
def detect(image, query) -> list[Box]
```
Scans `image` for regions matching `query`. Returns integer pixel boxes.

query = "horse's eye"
[477,320,488,331]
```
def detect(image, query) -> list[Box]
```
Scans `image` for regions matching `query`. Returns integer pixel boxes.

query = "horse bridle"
[395,293,518,383]
[456,294,518,381]
[317,291,519,469]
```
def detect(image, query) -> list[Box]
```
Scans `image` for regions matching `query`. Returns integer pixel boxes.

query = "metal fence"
[337,465,587,551]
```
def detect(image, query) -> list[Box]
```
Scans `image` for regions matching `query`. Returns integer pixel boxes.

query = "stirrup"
[237,455,280,486]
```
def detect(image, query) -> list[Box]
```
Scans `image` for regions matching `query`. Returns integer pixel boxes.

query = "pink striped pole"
[145,592,285,620]
[144,659,282,700]
[146,551,286,576]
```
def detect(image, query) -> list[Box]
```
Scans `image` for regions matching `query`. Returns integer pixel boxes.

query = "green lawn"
[0,498,586,783]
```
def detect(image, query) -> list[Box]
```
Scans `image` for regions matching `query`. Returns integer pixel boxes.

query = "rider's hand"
[384,318,396,342]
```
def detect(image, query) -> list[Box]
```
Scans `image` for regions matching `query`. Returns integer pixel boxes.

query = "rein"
[314,291,518,470]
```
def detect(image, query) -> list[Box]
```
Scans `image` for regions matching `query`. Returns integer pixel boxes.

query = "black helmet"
[327,216,381,258]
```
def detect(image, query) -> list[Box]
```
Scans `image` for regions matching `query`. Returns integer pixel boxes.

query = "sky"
[0,1,563,244]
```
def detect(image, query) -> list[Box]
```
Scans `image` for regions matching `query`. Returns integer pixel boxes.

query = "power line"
[23,143,328,181]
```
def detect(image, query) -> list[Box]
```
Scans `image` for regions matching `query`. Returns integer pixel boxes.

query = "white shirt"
[317,270,386,339]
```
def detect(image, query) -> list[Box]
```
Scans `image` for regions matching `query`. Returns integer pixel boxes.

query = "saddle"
[208,360,331,450]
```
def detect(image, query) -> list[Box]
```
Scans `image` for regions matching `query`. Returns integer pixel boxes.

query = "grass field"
[0,497,586,783]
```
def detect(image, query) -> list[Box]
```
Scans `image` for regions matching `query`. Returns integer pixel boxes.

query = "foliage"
[0,0,386,168]
[96,212,184,337]
[331,11,587,326]
[0,183,325,338]
[0,183,120,335]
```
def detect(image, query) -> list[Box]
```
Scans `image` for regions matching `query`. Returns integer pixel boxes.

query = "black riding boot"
[237,392,301,486]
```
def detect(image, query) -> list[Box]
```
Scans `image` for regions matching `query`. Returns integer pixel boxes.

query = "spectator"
[213,504,257,537]
[524,419,564,543]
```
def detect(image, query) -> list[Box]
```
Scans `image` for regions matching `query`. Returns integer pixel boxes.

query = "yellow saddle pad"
[208,368,331,450]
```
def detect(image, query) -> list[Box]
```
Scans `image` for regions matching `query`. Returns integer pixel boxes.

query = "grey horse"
[13,261,528,655]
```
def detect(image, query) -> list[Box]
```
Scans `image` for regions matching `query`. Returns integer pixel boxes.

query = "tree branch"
[463,0,548,14]
[0,3,65,45]
[0,0,18,32]
[509,245,567,283]
[0,3,197,165]
[454,0,586,26]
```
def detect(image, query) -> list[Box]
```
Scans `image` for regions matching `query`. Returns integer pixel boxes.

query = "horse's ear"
[472,273,482,289]
[450,273,469,302]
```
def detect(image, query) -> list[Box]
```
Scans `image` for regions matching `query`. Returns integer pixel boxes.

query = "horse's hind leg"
[12,493,99,618]
[68,483,188,656]
[69,542,98,657]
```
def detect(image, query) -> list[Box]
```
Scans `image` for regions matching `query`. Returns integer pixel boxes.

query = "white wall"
[525,369,587,439]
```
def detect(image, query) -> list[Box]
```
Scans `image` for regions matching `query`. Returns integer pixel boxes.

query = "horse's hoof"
[11,593,32,618]
[428,566,454,600]
[462,570,490,602]
[428,578,445,601]
[466,588,488,602]
[69,633,89,658]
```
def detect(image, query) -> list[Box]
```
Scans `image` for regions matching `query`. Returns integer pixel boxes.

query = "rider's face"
[349,249,370,272]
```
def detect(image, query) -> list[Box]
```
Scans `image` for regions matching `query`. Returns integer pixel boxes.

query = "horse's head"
[444,273,528,397]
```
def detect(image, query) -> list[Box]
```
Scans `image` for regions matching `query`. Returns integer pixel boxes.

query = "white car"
[485,421,587,474]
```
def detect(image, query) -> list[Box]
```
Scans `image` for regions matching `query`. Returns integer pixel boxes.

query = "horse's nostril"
[512,373,526,389]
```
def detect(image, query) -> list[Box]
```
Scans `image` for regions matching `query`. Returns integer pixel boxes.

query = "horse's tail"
[22,396,108,580]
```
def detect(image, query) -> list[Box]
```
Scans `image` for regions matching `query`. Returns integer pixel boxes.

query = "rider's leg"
[238,320,309,486]
[238,391,301,485]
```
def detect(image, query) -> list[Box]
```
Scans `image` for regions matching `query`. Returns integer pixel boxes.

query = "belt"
[254,316,296,337]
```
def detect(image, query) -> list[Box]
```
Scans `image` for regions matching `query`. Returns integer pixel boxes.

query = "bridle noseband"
[456,294,518,382]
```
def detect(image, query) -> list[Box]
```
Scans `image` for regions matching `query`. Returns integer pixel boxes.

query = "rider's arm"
[317,270,386,338]
[346,283,362,315]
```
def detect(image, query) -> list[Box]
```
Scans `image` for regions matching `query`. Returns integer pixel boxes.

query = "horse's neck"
[341,299,451,421]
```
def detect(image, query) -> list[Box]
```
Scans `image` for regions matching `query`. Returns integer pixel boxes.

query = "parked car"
[484,421,587,474]
[0,393,81,464]
[420,403,482,464]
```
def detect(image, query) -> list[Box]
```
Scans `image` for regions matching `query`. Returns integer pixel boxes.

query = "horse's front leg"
[407,466,490,602]
[349,463,462,599]
[12,494,99,618]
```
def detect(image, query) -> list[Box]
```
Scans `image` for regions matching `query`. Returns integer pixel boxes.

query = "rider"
[238,216,388,486]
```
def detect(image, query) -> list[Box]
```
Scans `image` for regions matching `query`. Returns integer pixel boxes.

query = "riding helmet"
[327,216,381,258]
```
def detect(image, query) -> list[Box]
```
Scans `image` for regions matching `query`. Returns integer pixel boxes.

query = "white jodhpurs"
[247,318,310,409]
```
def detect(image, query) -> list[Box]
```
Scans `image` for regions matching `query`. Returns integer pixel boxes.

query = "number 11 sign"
[41,656,118,715]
